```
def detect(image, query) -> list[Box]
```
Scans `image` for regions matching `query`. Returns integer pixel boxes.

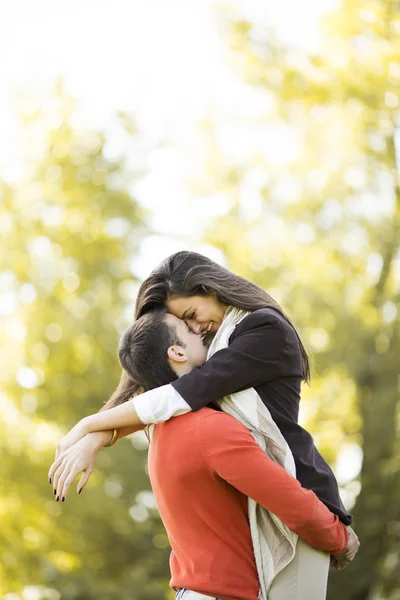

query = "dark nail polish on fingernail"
[56,496,59,502]
[49,478,51,484]
[78,488,82,494]
[62,497,65,502]
[53,489,56,495]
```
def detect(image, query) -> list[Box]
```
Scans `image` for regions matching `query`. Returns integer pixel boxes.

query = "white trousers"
[268,538,330,600]
[176,539,330,600]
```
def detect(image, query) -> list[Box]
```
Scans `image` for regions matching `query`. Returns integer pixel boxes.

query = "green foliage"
[0,90,171,598]
[201,1,400,598]
[2,1,400,598]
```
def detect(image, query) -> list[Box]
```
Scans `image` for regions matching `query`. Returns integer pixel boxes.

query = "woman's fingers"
[50,461,63,495]
[59,459,94,500]
[331,556,349,570]
[345,527,360,562]
[49,434,102,501]
[48,453,63,484]
[51,452,96,500]
[52,459,70,499]
[55,440,66,462]
[50,443,69,482]
[53,458,82,500]
[77,469,92,495]
[55,459,75,500]
[59,465,83,501]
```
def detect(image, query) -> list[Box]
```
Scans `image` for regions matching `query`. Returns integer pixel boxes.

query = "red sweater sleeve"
[199,412,348,555]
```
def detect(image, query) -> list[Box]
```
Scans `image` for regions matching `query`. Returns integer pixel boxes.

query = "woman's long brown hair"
[134,251,310,383]
[100,370,142,411]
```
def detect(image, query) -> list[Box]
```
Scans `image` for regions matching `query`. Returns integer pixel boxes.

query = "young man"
[51,309,357,599]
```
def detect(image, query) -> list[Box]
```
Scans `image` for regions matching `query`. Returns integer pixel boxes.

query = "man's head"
[119,308,208,392]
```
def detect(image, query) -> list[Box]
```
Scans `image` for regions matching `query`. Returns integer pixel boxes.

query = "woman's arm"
[55,400,145,451]
[87,425,145,444]
[172,309,301,410]
[132,309,300,424]
[118,424,145,438]
[54,310,294,452]
[55,425,144,461]
[82,400,143,432]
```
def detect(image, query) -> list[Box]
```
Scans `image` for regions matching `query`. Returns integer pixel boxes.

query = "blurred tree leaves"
[199,1,400,598]
[0,88,171,599]
[1,0,400,598]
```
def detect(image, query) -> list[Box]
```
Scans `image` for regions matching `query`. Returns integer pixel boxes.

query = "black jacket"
[172,307,352,525]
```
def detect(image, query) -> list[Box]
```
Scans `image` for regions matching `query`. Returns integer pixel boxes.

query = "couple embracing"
[49,251,359,600]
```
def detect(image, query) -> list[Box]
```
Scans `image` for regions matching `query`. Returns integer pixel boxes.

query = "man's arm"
[199,412,348,555]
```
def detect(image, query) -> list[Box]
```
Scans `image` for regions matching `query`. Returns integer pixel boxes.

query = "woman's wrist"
[79,416,93,435]
[80,417,118,445]
[87,430,115,449]
[104,428,119,447]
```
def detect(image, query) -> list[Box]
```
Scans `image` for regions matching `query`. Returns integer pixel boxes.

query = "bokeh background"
[1,0,399,598]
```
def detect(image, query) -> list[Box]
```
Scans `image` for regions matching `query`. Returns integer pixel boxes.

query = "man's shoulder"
[188,407,246,433]
[154,408,245,445]
[155,407,228,428]
[195,407,236,424]
[197,407,251,437]
[197,409,260,461]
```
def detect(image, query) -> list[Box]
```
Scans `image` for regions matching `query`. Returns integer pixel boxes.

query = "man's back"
[148,407,348,600]
[148,408,260,600]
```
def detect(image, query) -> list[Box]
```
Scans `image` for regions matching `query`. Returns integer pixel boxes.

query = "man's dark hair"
[119,308,184,392]
[101,308,184,411]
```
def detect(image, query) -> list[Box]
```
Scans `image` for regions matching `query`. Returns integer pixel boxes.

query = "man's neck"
[173,363,193,378]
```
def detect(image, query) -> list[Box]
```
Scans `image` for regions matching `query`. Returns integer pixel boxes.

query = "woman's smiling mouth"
[201,321,214,339]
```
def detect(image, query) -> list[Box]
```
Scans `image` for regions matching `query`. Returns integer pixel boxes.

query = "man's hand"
[331,526,360,570]
[48,431,112,501]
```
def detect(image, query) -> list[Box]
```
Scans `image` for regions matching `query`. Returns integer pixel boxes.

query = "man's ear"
[167,345,187,363]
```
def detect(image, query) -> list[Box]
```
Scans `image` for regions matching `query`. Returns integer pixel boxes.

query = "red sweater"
[148,408,348,600]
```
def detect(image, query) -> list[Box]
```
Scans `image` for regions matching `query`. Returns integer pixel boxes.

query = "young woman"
[49,251,358,593]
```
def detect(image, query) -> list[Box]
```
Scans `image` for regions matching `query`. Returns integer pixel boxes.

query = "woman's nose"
[188,321,202,334]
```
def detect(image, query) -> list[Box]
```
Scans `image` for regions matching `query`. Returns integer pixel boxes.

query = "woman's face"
[167,295,227,336]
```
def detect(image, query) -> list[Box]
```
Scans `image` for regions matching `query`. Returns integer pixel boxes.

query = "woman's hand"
[48,430,112,501]
[54,419,90,461]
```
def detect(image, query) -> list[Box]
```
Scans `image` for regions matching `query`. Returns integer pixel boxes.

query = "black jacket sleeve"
[172,308,303,411]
